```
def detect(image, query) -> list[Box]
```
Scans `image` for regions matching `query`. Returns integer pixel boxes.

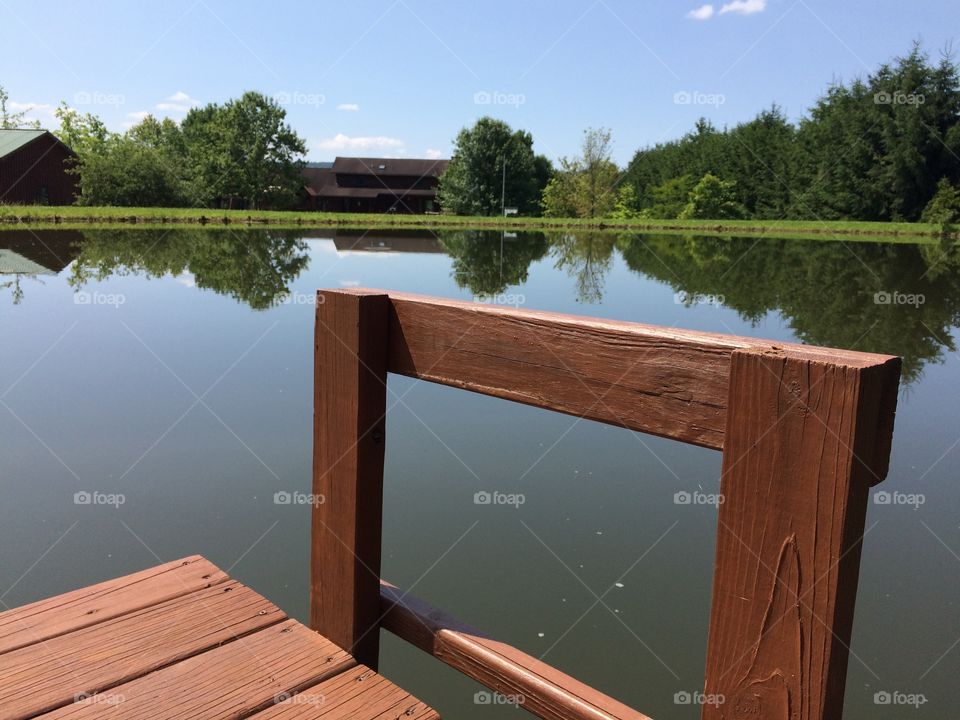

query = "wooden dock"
[0,556,438,720]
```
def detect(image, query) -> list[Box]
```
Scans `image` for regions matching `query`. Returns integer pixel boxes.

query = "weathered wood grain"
[312,290,390,668]
[380,580,652,720]
[380,290,896,450]
[37,620,355,720]
[0,580,284,719]
[702,349,900,720]
[248,664,439,719]
[0,555,226,656]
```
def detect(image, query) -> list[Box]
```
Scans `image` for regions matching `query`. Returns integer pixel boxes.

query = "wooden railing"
[310,289,901,720]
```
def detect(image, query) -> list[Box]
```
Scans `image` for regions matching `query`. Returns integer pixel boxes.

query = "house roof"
[0,129,48,160]
[314,187,438,199]
[0,249,55,275]
[331,157,449,177]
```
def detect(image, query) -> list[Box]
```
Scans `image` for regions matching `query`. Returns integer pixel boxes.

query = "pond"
[1,227,957,719]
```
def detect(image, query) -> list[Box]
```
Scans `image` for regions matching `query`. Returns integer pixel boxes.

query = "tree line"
[2,43,958,222]
[440,44,960,226]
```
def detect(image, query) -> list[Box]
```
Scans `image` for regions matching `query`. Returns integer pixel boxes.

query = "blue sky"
[1,0,956,164]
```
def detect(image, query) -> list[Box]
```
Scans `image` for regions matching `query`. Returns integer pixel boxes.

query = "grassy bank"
[0,204,951,241]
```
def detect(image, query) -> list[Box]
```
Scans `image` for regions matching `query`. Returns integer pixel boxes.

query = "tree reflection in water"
[68,228,310,310]
[3,227,957,384]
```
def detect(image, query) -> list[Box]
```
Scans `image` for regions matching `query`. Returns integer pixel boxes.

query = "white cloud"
[8,101,56,123]
[687,4,715,20]
[156,91,200,113]
[425,148,444,159]
[720,0,766,15]
[315,133,405,153]
[336,103,360,111]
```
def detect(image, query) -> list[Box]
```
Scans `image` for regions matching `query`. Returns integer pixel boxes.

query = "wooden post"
[311,289,389,668]
[702,349,900,720]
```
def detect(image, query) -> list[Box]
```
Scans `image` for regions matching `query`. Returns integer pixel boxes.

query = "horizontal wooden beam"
[379,580,652,720]
[350,289,897,451]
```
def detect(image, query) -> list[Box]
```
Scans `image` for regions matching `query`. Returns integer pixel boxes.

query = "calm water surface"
[1,228,957,718]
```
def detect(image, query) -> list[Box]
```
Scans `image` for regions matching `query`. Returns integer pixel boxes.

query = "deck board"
[0,580,283,719]
[250,665,438,719]
[0,555,226,656]
[0,557,438,720]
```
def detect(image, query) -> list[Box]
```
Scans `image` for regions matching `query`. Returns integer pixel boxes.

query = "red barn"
[0,129,78,206]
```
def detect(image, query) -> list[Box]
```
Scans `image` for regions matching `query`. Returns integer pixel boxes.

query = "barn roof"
[0,129,48,160]
[331,157,449,177]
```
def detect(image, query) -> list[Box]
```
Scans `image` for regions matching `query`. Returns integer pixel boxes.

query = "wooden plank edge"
[0,555,229,656]
[11,580,289,720]
[379,581,651,720]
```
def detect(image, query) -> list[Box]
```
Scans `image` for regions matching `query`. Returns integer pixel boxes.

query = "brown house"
[301,157,449,213]
[0,129,78,206]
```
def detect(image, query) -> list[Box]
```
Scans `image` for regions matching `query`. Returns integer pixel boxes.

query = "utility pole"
[501,159,506,216]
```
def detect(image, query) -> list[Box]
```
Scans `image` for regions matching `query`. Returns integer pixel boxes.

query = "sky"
[1,0,956,164]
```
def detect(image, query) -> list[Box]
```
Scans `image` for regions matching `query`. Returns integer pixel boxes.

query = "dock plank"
[0,580,283,719]
[0,555,226,656]
[249,665,439,719]
[37,620,355,720]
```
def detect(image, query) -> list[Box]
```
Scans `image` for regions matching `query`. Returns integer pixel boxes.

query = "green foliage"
[611,184,641,220]
[542,128,620,218]
[55,102,110,157]
[438,117,544,216]
[0,85,40,129]
[679,174,745,219]
[640,175,696,219]
[55,92,305,209]
[180,92,306,209]
[921,178,960,232]
[623,45,960,222]
[75,137,185,207]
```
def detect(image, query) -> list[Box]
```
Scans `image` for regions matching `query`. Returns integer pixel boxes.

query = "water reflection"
[0,230,82,304]
[440,230,548,296]
[68,228,310,310]
[1,227,958,382]
[548,233,617,304]
[617,234,960,382]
